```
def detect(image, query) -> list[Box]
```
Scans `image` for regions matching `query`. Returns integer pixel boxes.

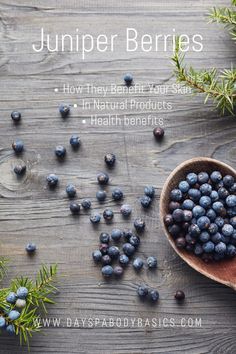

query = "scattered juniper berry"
[11,111,21,123]
[112,188,123,201]
[97,172,109,185]
[174,290,185,301]
[70,135,80,148]
[123,243,135,256]
[47,174,59,188]
[153,127,165,140]
[133,257,144,270]
[66,184,77,198]
[81,199,91,210]
[25,243,36,254]
[69,202,80,215]
[147,256,157,269]
[55,145,66,158]
[144,186,155,198]
[90,212,101,224]
[111,229,123,241]
[14,163,26,176]
[119,254,129,266]
[134,218,145,232]
[120,204,132,217]
[92,250,102,262]
[59,104,70,118]
[149,289,159,302]
[137,284,148,298]
[103,209,114,221]
[96,190,107,202]
[101,265,113,278]
[113,266,123,276]
[99,232,110,244]
[104,153,116,167]
[12,139,24,153]
[140,195,152,208]
[124,73,133,86]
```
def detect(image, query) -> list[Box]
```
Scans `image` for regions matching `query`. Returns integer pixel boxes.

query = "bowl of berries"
[160,157,236,290]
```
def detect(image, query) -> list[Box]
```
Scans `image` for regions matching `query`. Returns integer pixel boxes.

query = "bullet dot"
[54,88,58,93]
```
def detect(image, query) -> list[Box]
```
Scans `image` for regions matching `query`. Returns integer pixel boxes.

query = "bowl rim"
[159,157,236,289]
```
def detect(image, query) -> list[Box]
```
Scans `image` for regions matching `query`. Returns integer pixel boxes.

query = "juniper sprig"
[209,0,236,41]
[172,0,236,116]
[0,263,58,348]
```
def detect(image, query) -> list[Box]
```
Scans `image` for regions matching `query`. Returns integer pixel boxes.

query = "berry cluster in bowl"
[164,170,236,262]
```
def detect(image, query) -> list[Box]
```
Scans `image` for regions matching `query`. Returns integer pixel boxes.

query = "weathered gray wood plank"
[0,0,236,353]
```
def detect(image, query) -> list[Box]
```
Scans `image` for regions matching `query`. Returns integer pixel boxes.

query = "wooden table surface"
[0,1,236,353]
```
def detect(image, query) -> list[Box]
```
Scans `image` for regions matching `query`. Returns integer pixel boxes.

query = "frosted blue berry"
[55,145,66,158]
[8,310,20,321]
[0,316,6,328]
[215,242,227,255]
[11,111,21,123]
[69,202,80,215]
[90,213,101,224]
[123,243,135,256]
[226,195,236,208]
[178,181,190,193]
[197,216,210,230]
[6,324,15,335]
[186,173,197,186]
[119,254,129,266]
[70,135,80,148]
[144,186,155,198]
[92,250,102,262]
[101,265,113,278]
[197,172,209,184]
[111,229,123,241]
[133,257,144,270]
[59,104,70,118]
[6,292,17,304]
[47,174,59,188]
[97,172,109,185]
[120,204,132,216]
[134,218,145,232]
[12,139,24,153]
[124,73,133,86]
[104,153,116,167]
[202,241,215,253]
[112,188,123,201]
[222,224,234,237]
[103,209,114,221]
[81,199,91,210]
[16,287,28,299]
[210,171,222,183]
[148,289,159,302]
[26,243,36,254]
[140,195,152,208]
[223,175,234,188]
[170,189,182,201]
[96,190,107,202]
[137,284,148,298]
[147,256,157,268]
[66,184,77,198]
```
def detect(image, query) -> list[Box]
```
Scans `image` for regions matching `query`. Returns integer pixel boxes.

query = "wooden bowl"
[160,157,236,290]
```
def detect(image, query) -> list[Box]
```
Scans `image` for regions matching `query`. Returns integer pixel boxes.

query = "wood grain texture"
[0,1,236,353]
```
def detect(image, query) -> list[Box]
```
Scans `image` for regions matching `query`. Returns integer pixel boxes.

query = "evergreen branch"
[0,264,58,349]
[172,37,236,115]
[209,0,236,40]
